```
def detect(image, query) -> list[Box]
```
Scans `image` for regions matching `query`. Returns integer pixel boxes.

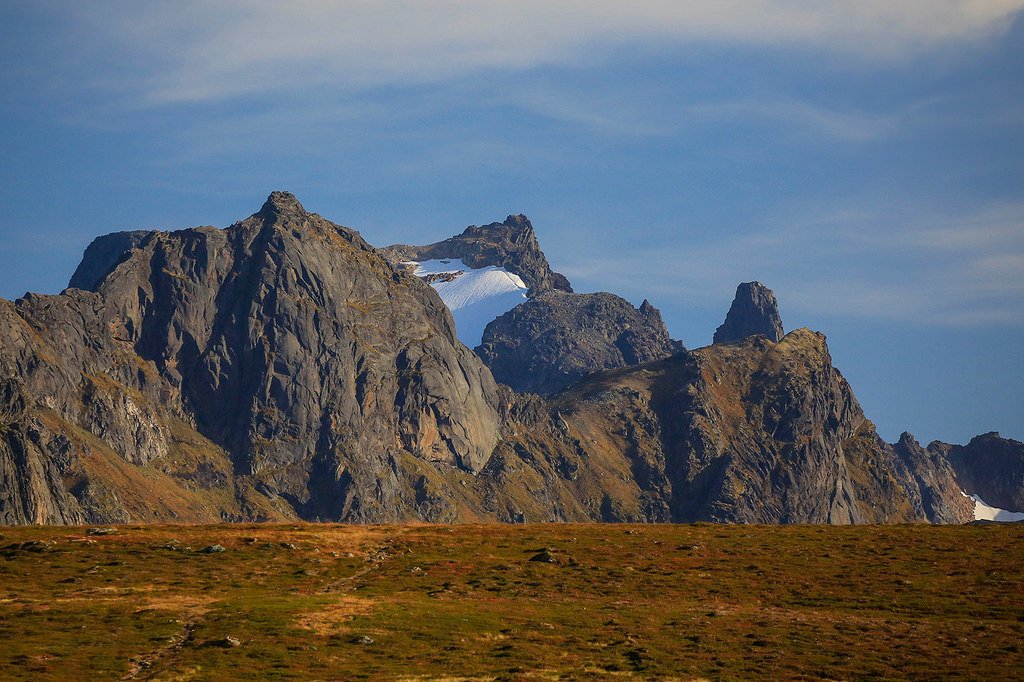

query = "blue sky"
[1,1,1022,445]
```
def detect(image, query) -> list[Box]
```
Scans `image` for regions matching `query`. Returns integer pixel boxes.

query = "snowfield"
[407,259,528,346]
[962,491,1024,522]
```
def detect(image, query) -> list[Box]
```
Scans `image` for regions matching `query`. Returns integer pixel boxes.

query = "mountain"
[382,215,572,297]
[930,433,1024,515]
[494,329,949,523]
[388,216,683,395]
[714,281,784,344]
[476,292,680,396]
[1,192,502,523]
[891,432,974,524]
[0,192,1009,525]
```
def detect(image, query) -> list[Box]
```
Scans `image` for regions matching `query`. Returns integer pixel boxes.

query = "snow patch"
[406,259,528,347]
[962,491,1024,522]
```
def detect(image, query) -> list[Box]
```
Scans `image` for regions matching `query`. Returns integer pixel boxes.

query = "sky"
[1,1,1022,445]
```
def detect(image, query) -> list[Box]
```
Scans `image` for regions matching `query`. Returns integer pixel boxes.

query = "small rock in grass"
[281,542,297,550]
[86,527,117,536]
[529,548,558,563]
[353,635,374,645]
[242,537,258,544]
[200,544,226,554]
[207,636,242,648]
[676,544,699,551]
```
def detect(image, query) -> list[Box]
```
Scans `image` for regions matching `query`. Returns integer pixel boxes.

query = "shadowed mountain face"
[0,192,997,525]
[476,292,681,396]
[930,433,1024,513]
[892,433,974,524]
[714,281,784,344]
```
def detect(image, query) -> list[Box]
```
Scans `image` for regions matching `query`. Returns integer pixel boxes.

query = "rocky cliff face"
[892,432,974,524]
[1,192,503,523]
[68,230,153,291]
[476,292,680,396]
[491,329,946,523]
[714,281,784,344]
[931,433,1024,512]
[382,215,573,296]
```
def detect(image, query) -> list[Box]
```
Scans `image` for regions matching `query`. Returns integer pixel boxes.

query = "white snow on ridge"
[962,491,1024,522]
[407,259,528,347]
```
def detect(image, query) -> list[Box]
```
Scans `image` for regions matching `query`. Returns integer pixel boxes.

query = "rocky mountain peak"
[934,432,1024,513]
[898,431,920,448]
[381,214,572,296]
[476,291,681,396]
[891,431,974,524]
[258,190,307,219]
[713,281,784,344]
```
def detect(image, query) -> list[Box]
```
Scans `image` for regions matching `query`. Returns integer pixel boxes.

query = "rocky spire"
[713,281,784,344]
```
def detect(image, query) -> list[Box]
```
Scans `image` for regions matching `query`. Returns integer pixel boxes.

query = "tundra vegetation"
[0,522,1021,679]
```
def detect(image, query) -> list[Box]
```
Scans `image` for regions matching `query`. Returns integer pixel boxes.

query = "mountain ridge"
[1,191,1018,525]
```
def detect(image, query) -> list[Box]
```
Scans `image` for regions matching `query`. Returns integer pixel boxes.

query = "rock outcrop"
[68,230,152,291]
[714,281,784,344]
[382,214,572,296]
[931,432,1024,512]
[476,292,681,396]
[892,432,974,524]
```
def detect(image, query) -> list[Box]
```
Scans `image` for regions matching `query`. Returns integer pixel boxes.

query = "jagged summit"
[382,214,573,296]
[713,281,784,344]
[476,291,681,396]
[259,190,307,217]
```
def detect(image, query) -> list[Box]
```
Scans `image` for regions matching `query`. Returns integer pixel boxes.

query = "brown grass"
[0,523,1020,680]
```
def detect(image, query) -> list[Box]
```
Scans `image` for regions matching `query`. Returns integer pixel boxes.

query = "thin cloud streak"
[559,202,1024,327]
[44,1,1024,106]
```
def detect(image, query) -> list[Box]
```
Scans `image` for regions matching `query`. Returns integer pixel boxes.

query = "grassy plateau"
[0,523,1021,680]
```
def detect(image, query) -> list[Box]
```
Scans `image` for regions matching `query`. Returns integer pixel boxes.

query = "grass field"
[0,523,1021,680]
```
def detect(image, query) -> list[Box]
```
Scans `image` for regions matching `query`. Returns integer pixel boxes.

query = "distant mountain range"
[1,192,1020,525]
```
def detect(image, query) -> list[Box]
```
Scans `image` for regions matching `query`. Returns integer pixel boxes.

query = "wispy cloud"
[681,100,898,142]
[559,201,1024,327]
[42,1,1024,106]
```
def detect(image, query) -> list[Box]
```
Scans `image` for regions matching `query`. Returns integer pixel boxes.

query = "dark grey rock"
[713,282,784,344]
[528,548,558,563]
[68,230,152,291]
[200,544,226,554]
[891,432,974,524]
[932,432,1024,512]
[204,636,242,648]
[476,292,681,396]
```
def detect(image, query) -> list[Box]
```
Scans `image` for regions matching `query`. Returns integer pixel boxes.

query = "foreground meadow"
[0,523,1021,680]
